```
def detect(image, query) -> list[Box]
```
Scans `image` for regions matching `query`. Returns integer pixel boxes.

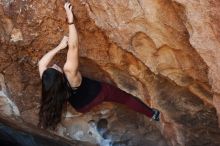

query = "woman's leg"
[76,82,159,120]
[101,83,154,118]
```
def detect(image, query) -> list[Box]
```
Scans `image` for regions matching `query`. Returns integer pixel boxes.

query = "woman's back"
[68,77,101,109]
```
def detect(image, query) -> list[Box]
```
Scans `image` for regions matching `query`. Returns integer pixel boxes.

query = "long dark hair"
[39,68,70,129]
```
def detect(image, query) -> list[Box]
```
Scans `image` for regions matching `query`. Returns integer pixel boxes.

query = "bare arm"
[38,36,68,78]
[63,2,82,88]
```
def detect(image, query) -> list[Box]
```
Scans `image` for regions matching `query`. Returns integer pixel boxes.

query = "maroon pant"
[76,82,154,118]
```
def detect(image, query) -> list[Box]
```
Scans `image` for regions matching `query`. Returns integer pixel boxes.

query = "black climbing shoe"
[152,109,160,121]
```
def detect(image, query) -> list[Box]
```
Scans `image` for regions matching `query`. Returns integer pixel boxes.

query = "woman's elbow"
[63,67,78,78]
[63,67,70,74]
[63,66,74,75]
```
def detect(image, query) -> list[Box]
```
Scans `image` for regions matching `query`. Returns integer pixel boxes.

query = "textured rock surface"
[0,114,95,146]
[0,0,220,146]
[0,73,20,116]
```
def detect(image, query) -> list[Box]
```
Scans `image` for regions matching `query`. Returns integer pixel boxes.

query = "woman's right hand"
[58,36,68,49]
[64,2,74,23]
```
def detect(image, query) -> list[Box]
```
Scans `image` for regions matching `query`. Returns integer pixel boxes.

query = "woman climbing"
[38,2,160,129]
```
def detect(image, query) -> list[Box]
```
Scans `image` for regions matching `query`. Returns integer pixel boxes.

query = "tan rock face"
[173,0,220,129]
[0,0,220,146]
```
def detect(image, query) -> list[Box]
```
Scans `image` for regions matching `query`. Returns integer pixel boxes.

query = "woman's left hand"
[64,2,74,23]
[58,36,69,49]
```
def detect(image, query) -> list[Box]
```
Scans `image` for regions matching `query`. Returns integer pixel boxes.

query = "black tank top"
[67,77,102,109]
